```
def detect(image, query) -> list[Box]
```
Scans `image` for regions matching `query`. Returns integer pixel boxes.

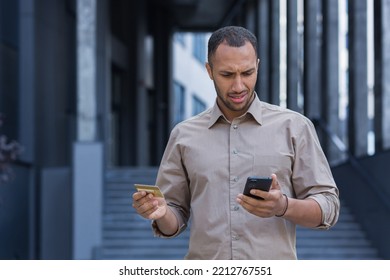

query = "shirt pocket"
[253,155,292,190]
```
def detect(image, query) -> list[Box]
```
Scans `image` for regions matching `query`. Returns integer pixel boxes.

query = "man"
[132,26,340,259]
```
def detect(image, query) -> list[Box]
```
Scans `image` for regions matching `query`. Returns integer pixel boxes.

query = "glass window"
[173,81,186,124]
[192,95,206,116]
[192,33,206,64]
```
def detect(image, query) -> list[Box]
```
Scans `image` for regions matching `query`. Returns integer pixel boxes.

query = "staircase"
[296,201,381,259]
[97,167,381,260]
[97,167,190,260]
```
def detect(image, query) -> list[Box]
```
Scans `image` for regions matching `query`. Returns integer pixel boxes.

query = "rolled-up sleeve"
[151,204,188,238]
[309,191,340,229]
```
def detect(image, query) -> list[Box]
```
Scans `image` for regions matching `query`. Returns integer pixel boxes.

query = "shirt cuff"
[151,207,187,238]
[309,193,340,230]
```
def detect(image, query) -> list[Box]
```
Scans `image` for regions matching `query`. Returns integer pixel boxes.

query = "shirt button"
[232,235,240,241]
[233,124,238,129]
[233,205,239,211]
[232,149,238,154]
[233,176,239,182]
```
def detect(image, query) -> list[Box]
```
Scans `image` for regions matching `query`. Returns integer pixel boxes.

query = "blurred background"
[0,0,389,260]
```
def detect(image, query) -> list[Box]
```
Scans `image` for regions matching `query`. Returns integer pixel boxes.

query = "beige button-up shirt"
[153,95,340,259]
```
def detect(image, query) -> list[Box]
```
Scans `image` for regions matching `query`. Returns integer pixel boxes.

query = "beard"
[213,81,256,116]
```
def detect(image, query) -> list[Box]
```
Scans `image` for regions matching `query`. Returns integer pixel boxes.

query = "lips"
[229,93,247,104]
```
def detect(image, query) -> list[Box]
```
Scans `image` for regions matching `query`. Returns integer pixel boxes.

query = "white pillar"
[73,0,102,259]
[77,0,97,141]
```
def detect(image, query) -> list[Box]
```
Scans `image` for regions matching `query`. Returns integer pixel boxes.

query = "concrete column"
[286,0,299,111]
[18,0,37,259]
[322,0,341,163]
[134,1,150,166]
[382,0,390,150]
[72,142,102,259]
[73,0,102,259]
[348,0,368,157]
[151,8,173,164]
[77,0,97,141]
[18,0,35,164]
[256,0,270,102]
[303,0,321,119]
[245,0,257,33]
[374,0,390,151]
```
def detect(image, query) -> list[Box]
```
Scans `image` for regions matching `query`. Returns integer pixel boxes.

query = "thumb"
[270,173,280,190]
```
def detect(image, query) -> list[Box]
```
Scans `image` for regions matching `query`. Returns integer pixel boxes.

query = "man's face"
[206,41,259,121]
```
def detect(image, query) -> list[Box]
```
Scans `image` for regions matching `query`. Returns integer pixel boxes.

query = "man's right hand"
[132,191,168,220]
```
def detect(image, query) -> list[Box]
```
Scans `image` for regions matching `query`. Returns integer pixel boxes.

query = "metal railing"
[313,118,390,212]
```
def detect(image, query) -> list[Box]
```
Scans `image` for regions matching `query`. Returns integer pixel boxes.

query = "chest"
[180,120,294,182]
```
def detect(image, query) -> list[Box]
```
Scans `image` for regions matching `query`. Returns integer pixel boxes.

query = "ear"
[205,62,213,80]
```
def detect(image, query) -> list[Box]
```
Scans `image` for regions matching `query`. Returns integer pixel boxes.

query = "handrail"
[312,118,390,211]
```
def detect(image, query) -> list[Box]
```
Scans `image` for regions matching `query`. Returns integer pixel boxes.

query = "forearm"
[155,206,180,236]
[282,197,322,228]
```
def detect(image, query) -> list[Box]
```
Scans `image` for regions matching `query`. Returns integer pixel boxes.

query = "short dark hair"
[207,26,258,65]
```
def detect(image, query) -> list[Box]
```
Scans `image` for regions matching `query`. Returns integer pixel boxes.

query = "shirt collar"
[208,93,263,128]
[246,93,263,125]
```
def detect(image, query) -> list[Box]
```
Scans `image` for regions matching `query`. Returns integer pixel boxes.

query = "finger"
[237,193,262,206]
[249,189,269,200]
[132,192,153,208]
[237,195,274,217]
[270,173,280,191]
[133,192,156,208]
[135,199,158,215]
[132,191,147,201]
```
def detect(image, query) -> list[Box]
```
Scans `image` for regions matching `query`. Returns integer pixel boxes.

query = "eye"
[243,70,255,76]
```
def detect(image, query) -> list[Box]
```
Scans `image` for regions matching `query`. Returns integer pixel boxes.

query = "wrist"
[275,194,288,217]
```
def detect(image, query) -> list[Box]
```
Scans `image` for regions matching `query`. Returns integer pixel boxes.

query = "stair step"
[104,197,134,206]
[296,238,373,247]
[106,168,158,183]
[297,229,366,238]
[98,248,186,260]
[102,238,189,247]
[297,247,380,260]
[104,205,135,213]
[103,229,190,239]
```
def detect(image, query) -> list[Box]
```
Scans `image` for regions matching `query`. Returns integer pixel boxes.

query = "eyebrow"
[219,67,256,74]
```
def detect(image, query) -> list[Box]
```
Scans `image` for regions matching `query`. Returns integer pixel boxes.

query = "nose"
[231,75,245,93]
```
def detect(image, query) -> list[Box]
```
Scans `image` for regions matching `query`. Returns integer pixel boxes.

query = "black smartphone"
[243,176,272,200]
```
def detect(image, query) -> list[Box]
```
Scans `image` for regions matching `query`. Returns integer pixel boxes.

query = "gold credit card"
[134,184,164,198]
